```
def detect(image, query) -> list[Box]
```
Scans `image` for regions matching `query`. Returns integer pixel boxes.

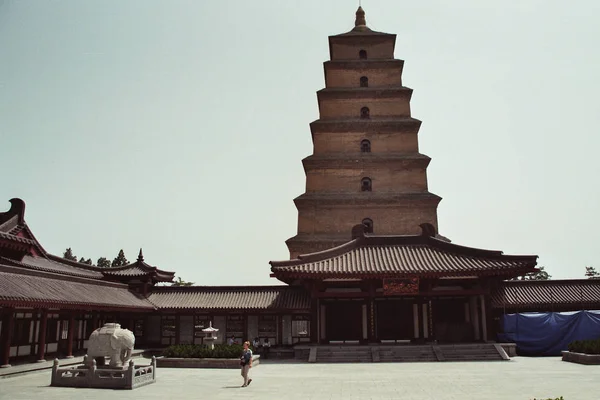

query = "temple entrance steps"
[299,343,509,363]
[437,344,509,362]
[378,345,437,362]
[315,346,372,363]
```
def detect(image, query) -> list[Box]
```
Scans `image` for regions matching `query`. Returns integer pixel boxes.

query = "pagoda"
[286,7,441,258]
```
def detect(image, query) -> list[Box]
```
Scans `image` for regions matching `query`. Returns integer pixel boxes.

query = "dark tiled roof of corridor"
[1,255,104,279]
[492,279,600,309]
[147,286,311,311]
[0,264,154,311]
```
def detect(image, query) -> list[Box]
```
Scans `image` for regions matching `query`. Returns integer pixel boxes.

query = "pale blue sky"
[1,0,599,285]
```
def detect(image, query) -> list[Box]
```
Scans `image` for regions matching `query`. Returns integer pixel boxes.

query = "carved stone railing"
[51,355,156,390]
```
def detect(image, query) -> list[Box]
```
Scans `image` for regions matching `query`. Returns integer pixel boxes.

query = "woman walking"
[240,341,253,387]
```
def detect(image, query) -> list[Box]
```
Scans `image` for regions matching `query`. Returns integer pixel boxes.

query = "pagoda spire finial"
[137,248,144,262]
[355,5,366,28]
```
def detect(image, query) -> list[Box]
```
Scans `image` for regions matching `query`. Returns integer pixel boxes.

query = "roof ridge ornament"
[355,6,366,28]
[137,248,144,263]
[351,223,367,240]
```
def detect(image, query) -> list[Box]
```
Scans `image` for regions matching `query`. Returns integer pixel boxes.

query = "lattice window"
[291,315,310,339]
[134,319,144,337]
[258,315,276,338]
[226,315,244,342]
[194,315,211,338]
[161,316,176,338]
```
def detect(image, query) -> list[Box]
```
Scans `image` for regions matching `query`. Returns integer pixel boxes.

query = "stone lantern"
[201,321,219,350]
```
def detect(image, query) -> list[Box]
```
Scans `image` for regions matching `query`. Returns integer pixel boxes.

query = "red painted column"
[91,312,98,332]
[1,308,15,367]
[310,298,319,344]
[277,314,283,345]
[66,313,75,358]
[37,310,48,362]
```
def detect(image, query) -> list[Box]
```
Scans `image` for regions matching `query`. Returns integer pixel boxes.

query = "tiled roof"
[0,255,104,279]
[0,265,154,311]
[147,286,311,311]
[0,231,36,245]
[271,225,537,280]
[0,215,18,233]
[101,250,175,282]
[492,279,600,309]
[103,265,149,277]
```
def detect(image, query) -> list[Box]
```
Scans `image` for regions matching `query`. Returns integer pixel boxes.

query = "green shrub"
[567,337,600,354]
[162,344,253,359]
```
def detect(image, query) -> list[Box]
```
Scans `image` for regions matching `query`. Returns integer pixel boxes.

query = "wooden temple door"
[431,298,472,343]
[376,299,414,340]
[325,300,362,342]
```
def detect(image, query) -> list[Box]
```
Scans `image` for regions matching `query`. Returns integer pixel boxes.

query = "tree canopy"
[171,276,195,287]
[585,266,599,279]
[111,249,129,267]
[510,266,551,281]
[63,247,77,261]
[97,257,111,268]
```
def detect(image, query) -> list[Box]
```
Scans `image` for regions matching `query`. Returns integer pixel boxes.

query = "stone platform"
[0,349,149,379]
[294,343,511,363]
[0,357,596,400]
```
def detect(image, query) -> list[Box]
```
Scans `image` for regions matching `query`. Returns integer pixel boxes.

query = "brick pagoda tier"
[286,7,441,258]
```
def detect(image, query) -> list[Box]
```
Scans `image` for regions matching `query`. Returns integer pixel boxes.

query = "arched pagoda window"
[361,139,371,153]
[361,177,372,192]
[359,49,367,59]
[360,107,370,119]
[360,76,368,87]
[362,218,373,233]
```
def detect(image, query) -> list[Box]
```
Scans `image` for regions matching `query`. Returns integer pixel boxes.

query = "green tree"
[111,249,129,267]
[585,266,599,279]
[510,266,551,281]
[78,257,93,265]
[63,248,77,261]
[171,276,195,287]
[97,257,111,268]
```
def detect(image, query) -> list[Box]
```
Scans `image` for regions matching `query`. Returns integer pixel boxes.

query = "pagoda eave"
[324,59,404,70]
[317,87,413,101]
[301,153,431,170]
[329,32,396,42]
[293,192,442,208]
[310,118,422,134]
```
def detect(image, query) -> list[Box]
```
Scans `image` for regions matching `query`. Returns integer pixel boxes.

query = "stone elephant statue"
[87,323,135,368]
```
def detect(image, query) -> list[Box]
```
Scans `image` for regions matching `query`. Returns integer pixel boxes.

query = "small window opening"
[360,76,368,87]
[360,107,370,119]
[362,218,373,233]
[361,177,372,192]
[361,139,371,153]
[359,49,367,59]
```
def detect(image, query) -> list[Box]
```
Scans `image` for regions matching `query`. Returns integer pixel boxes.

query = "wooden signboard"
[383,278,419,295]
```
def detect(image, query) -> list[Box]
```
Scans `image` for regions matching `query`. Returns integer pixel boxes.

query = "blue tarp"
[498,310,600,356]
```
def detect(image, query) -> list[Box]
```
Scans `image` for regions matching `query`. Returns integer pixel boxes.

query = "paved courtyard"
[0,357,593,400]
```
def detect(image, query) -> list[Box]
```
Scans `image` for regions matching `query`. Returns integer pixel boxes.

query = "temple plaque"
[383,278,419,295]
